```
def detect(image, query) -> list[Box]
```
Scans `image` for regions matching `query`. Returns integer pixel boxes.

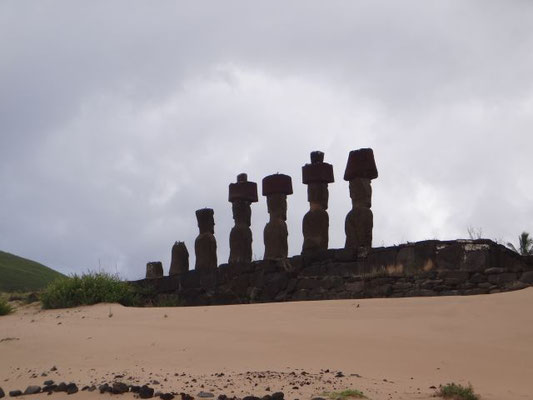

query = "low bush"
[0,296,13,315]
[438,383,479,400]
[41,272,136,309]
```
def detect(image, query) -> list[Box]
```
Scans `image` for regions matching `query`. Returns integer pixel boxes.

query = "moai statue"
[228,173,258,264]
[194,208,218,272]
[301,151,334,253]
[146,261,163,279]
[169,241,189,275]
[344,148,378,250]
[262,173,293,259]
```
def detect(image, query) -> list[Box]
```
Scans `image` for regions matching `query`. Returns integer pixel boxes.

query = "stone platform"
[131,239,533,306]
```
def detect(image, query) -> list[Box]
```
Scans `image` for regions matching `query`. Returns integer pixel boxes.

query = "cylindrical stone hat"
[344,148,378,181]
[302,151,334,184]
[196,208,214,220]
[228,173,258,203]
[262,173,293,196]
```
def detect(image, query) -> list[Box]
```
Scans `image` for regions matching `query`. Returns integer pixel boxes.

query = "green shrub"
[0,296,13,315]
[41,272,136,309]
[323,389,366,399]
[438,383,479,400]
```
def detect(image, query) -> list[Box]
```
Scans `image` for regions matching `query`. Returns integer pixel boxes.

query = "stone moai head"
[302,150,334,210]
[344,148,378,206]
[146,261,164,279]
[262,174,293,220]
[196,208,215,234]
[228,173,258,226]
[169,241,189,275]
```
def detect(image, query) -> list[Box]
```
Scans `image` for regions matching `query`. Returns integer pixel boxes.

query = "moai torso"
[228,173,258,264]
[194,208,217,272]
[344,148,378,250]
[262,174,293,259]
[169,241,189,275]
[302,151,334,253]
[146,261,163,279]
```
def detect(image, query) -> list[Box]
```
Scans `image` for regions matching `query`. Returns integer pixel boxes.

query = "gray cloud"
[1,1,532,279]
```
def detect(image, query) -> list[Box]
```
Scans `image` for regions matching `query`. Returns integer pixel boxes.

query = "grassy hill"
[0,251,66,292]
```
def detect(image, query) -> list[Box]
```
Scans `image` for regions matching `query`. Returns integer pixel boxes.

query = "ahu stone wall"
[131,239,533,306]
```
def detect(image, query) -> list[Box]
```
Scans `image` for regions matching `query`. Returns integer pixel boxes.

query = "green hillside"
[0,251,66,292]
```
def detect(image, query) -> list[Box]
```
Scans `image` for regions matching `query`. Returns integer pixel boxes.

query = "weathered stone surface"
[264,193,290,259]
[228,173,258,263]
[139,385,154,399]
[344,148,378,181]
[195,208,217,272]
[520,271,533,283]
[302,208,329,253]
[345,206,373,249]
[146,262,163,279]
[169,241,189,275]
[9,390,22,397]
[262,174,293,196]
[0,387,4,399]
[24,386,41,395]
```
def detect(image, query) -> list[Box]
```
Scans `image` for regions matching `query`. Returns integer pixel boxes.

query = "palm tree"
[507,231,533,256]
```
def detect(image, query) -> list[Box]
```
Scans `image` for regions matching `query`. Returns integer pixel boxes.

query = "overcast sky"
[1,1,532,279]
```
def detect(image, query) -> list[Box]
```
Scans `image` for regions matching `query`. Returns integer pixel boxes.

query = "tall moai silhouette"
[262,174,293,259]
[344,148,378,250]
[301,151,334,253]
[194,208,217,271]
[169,241,189,275]
[228,173,258,264]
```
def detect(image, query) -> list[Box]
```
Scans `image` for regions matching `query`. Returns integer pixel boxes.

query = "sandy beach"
[1,288,533,400]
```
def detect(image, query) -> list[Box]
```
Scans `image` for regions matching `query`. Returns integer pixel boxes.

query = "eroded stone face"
[169,241,189,275]
[146,261,164,279]
[195,208,217,272]
[229,200,253,264]
[302,208,329,252]
[264,193,289,259]
[344,148,377,250]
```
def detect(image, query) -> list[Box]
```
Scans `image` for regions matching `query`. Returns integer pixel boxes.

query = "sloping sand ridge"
[1,288,533,400]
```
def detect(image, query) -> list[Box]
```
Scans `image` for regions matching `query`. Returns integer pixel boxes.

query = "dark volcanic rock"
[66,383,78,395]
[198,392,215,398]
[112,382,129,394]
[99,383,111,394]
[271,392,285,400]
[55,382,68,392]
[43,381,54,386]
[243,396,261,400]
[140,385,155,399]
[130,385,141,393]
[8,390,22,397]
[24,386,41,395]
[160,394,175,400]
[0,388,4,399]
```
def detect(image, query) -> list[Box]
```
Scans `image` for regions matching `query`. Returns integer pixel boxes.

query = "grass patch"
[323,389,366,399]
[0,250,65,292]
[41,272,137,309]
[0,296,13,316]
[437,383,479,400]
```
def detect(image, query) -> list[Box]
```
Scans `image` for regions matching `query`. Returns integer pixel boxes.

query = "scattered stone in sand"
[8,390,22,397]
[271,392,284,400]
[50,366,57,372]
[160,394,174,400]
[24,386,41,395]
[243,396,260,400]
[88,386,96,392]
[0,338,19,343]
[66,383,78,394]
[140,385,154,399]
[43,380,54,386]
[0,387,4,398]
[43,384,57,393]
[198,392,215,398]
[130,385,141,393]
[112,382,129,394]
[335,372,344,378]
[55,383,68,392]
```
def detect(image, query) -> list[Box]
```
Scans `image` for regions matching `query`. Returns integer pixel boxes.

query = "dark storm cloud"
[1,1,532,278]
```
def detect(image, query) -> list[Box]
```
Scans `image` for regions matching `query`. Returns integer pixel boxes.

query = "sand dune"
[1,288,533,400]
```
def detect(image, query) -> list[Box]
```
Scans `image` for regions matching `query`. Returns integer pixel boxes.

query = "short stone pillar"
[228,173,258,264]
[169,241,189,275]
[301,151,334,253]
[344,148,378,250]
[194,208,218,272]
[146,261,163,279]
[262,174,293,259]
